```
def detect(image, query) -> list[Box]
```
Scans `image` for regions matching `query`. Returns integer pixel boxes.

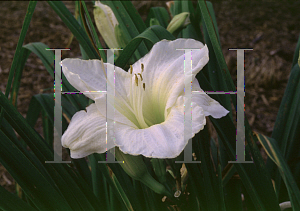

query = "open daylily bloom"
[61,39,229,159]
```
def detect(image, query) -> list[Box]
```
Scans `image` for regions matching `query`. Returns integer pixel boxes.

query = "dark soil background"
[1,1,300,193]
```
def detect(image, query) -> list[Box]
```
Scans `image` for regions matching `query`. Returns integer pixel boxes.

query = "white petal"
[61,103,112,158]
[192,78,229,118]
[61,58,128,100]
[114,96,206,158]
[62,59,106,99]
[130,39,209,117]
[62,58,143,128]
[95,97,138,129]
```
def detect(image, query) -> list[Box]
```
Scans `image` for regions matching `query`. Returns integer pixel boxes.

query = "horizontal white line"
[61,91,107,94]
[176,49,203,50]
[192,91,237,94]
[61,91,237,95]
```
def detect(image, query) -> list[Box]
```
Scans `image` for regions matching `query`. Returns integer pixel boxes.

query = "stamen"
[130,65,133,74]
[141,63,144,72]
[143,83,145,90]
[135,74,138,86]
[138,73,143,81]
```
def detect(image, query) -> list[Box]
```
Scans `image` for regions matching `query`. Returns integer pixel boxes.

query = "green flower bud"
[167,12,191,36]
[94,1,119,49]
[150,18,160,27]
[115,147,172,198]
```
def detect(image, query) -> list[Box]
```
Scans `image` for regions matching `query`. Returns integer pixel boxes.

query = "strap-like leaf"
[115,25,175,69]
[0,92,101,210]
[146,7,170,28]
[257,133,300,210]
[47,1,100,60]
[0,130,72,211]
[0,185,37,211]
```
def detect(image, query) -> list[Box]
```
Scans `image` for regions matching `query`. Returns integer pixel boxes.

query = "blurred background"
[0,0,300,193]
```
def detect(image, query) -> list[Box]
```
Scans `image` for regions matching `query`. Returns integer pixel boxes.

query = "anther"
[143,83,145,90]
[141,63,144,72]
[130,65,133,74]
[138,73,143,81]
[135,74,138,86]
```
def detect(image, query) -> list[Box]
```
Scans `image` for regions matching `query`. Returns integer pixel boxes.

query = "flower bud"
[149,18,160,27]
[115,147,172,198]
[167,12,191,36]
[94,1,119,49]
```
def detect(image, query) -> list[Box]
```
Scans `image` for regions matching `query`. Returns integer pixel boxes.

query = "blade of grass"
[80,1,106,61]
[115,25,175,69]
[0,185,37,211]
[185,179,201,211]
[0,130,72,211]
[201,1,231,112]
[145,7,170,28]
[185,163,208,210]
[10,48,31,107]
[180,1,199,40]
[89,155,111,211]
[26,96,42,128]
[102,1,149,58]
[198,0,236,106]
[0,92,101,210]
[47,1,100,60]
[23,42,89,110]
[209,115,267,211]
[30,93,93,188]
[3,1,36,99]
[41,109,53,146]
[195,128,218,210]
[191,1,204,44]
[0,1,36,126]
[90,154,134,211]
[245,119,280,209]
[256,133,300,210]
[224,179,243,211]
[217,162,226,211]
[267,64,300,195]
[108,163,143,211]
[292,34,300,67]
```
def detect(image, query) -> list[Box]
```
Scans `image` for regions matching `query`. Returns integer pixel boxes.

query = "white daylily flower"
[61,39,229,159]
